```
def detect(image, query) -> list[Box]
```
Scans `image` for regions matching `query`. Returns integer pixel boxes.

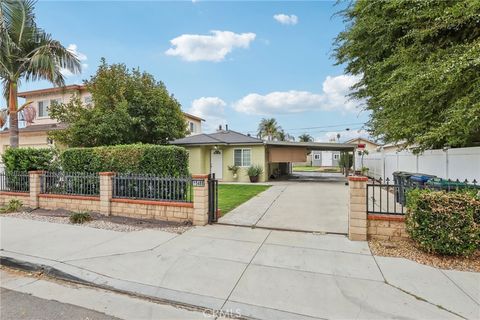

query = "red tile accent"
[0,191,29,197]
[368,214,405,222]
[28,170,45,174]
[348,176,368,182]
[38,194,100,201]
[99,172,115,176]
[111,198,194,208]
[192,174,209,179]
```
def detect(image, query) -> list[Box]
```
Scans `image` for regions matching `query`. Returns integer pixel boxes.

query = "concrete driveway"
[218,172,348,234]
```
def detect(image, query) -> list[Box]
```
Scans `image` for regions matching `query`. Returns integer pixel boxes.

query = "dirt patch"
[369,239,480,272]
[5,209,192,234]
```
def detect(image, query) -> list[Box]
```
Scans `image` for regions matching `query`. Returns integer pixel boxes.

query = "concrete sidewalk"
[1,217,478,319]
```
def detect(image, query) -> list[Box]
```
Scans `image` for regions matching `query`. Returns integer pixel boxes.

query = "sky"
[11,0,370,142]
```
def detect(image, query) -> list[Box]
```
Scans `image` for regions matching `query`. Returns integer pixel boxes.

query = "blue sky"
[14,0,369,141]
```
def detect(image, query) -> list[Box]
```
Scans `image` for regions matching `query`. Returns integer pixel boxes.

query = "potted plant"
[247,165,263,183]
[228,165,239,179]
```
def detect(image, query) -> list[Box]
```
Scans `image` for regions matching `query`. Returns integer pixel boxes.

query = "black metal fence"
[0,171,29,192]
[208,173,219,223]
[112,174,193,202]
[367,178,479,215]
[40,172,100,196]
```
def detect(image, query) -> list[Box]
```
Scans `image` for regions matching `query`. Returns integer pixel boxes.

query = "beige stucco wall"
[0,131,53,156]
[185,144,268,182]
[185,117,202,135]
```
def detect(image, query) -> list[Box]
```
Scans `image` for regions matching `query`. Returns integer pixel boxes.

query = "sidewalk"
[1,217,478,319]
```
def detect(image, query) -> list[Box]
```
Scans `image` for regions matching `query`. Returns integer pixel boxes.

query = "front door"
[211,149,223,179]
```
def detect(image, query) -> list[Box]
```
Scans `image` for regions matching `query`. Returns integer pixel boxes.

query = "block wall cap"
[192,174,209,179]
[368,214,405,222]
[39,194,100,201]
[0,191,29,196]
[99,172,116,176]
[28,170,45,174]
[348,176,368,182]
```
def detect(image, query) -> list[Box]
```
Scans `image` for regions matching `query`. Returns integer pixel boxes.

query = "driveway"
[219,172,349,234]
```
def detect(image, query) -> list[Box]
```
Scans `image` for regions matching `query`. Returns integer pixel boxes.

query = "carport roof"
[266,141,356,151]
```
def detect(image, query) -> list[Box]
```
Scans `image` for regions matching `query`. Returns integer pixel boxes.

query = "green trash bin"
[425,178,479,191]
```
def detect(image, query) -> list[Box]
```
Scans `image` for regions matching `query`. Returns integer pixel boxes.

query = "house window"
[234,148,251,167]
[313,154,321,160]
[38,100,48,117]
[189,122,195,133]
[333,154,340,160]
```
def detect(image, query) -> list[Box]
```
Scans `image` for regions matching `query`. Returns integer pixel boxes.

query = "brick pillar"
[192,174,209,226]
[28,171,43,208]
[348,176,368,241]
[99,172,114,216]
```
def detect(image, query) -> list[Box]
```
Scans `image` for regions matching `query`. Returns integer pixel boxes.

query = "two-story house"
[0,85,204,154]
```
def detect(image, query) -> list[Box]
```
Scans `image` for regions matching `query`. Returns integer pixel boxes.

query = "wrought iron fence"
[367,178,479,215]
[0,171,29,192]
[40,172,100,196]
[112,174,193,202]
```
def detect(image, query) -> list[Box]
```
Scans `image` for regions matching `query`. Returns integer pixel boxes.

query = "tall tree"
[257,118,281,141]
[49,59,187,147]
[0,0,80,147]
[334,0,480,151]
[298,133,313,142]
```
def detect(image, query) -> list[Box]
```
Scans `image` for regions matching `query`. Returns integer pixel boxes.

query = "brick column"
[192,174,209,226]
[348,176,368,241]
[99,172,114,216]
[28,171,43,208]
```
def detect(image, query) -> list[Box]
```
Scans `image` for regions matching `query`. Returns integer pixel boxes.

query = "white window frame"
[233,148,252,167]
[189,121,195,133]
[84,95,92,104]
[38,100,49,118]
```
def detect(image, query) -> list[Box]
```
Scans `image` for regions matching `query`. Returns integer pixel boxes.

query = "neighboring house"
[311,151,341,167]
[345,137,380,152]
[0,85,204,155]
[171,128,357,182]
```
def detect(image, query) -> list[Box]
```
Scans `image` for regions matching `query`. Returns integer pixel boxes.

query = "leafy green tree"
[334,0,480,151]
[0,0,80,147]
[298,133,313,142]
[49,59,187,147]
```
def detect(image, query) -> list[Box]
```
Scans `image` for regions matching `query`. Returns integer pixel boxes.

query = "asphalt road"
[0,288,120,320]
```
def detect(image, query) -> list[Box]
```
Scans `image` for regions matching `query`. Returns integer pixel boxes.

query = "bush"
[0,199,23,214]
[2,147,59,173]
[69,212,92,224]
[60,144,189,176]
[406,189,479,256]
[247,165,263,177]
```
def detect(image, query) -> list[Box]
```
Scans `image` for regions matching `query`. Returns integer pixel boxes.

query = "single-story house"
[171,129,357,182]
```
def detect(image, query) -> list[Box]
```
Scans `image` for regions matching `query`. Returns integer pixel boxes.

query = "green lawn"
[218,184,271,214]
[293,166,341,173]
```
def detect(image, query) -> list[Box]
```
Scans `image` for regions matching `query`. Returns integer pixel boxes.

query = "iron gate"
[208,173,219,223]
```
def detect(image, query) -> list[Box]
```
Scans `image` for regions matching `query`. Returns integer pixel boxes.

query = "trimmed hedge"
[406,189,480,256]
[1,147,59,173]
[60,144,189,176]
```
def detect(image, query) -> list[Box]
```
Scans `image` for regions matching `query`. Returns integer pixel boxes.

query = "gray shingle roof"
[171,130,263,145]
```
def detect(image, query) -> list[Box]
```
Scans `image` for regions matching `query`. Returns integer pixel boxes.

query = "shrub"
[69,212,92,224]
[0,199,23,214]
[2,147,59,173]
[60,144,189,176]
[247,165,264,177]
[406,189,480,256]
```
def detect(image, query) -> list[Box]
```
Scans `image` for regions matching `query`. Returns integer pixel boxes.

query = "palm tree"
[298,133,313,142]
[0,0,80,147]
[277,130,295,142]
[257,118,281,141]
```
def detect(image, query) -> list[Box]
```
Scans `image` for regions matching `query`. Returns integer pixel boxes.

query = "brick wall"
[0,192,30,206]
[367,214,409,241]
[110,199,194,222]
[38,194,100,212]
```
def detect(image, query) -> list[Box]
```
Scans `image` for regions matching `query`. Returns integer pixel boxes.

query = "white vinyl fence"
[363,146,480,182]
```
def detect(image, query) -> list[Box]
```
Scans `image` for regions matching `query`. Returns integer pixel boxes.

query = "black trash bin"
[394,172,414,206]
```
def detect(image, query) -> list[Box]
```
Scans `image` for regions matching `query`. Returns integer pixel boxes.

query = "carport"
[265,141,357,179]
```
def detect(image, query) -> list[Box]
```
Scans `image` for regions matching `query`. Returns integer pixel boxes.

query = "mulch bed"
[369,239,480,272]
[6,208,192,234]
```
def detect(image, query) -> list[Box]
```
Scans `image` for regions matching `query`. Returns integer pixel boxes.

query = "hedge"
[406,189,480,256]
[1,147,59,173]
[60,144,189,176]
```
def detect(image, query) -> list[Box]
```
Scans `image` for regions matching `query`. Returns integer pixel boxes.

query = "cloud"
[188,97,227,132]
[165,30,256,62]
[316,129,370,143]
[233,74,363,115]
[273,14,298,25]
[60,44,88,76]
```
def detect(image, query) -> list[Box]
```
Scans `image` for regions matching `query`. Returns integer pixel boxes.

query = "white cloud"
[317,129,370,143]
[273,14,298,25]
[165,30,256,62]
[60,44,88,77]
[188,97,227,132]
[233,74,363,115]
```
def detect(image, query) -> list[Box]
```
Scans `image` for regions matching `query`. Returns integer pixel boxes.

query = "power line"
[245,122,366,134]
